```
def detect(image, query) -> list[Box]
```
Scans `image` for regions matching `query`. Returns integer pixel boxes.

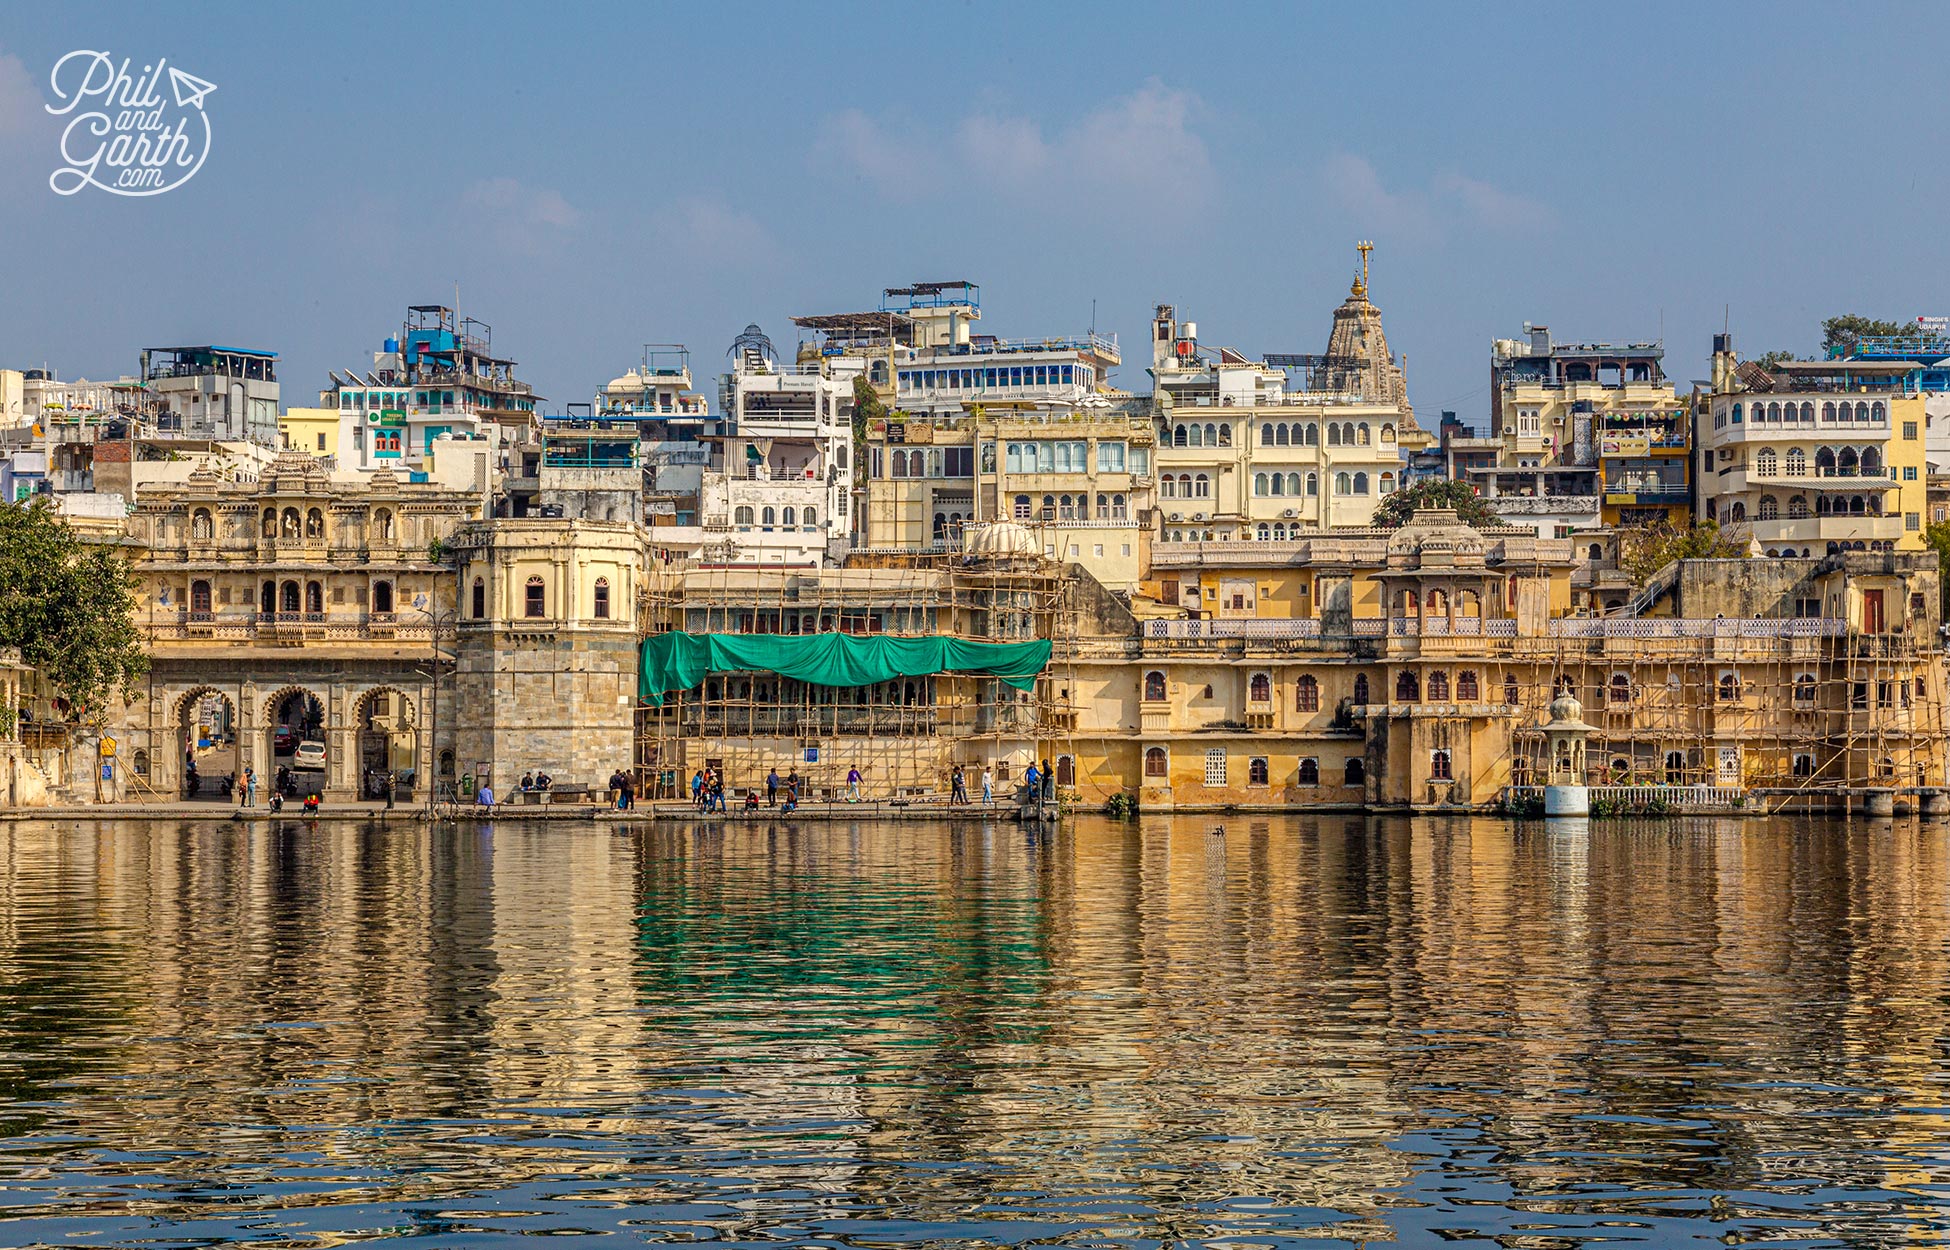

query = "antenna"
[1355,240,1374,295]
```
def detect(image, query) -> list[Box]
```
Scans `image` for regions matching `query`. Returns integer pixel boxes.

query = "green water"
[0,814,1944,1247]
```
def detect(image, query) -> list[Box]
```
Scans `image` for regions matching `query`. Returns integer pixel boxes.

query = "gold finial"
[1353,240,1374,296]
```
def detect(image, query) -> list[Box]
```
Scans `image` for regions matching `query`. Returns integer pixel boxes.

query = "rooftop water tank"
[383,338,399,354]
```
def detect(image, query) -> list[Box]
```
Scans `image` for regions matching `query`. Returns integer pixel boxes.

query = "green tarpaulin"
[639,631,1052,704]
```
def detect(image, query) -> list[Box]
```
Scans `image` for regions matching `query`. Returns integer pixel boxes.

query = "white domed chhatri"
[962,521,1042,560]
[1543,683,1595,818]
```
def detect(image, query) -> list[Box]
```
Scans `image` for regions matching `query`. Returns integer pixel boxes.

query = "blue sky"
[3,2,1948,426]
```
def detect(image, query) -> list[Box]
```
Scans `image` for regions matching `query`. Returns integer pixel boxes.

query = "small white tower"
[1542,689,1595,817]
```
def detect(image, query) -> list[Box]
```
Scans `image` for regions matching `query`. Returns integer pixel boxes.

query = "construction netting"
[639,632,1053,705]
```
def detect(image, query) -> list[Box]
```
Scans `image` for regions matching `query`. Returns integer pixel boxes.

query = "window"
[1250,672,1271,703]
[1353,673,1369,704]
[372,581,393,614]
[305,581,323,614]
[1793,753,1814,778]
[593,577,611,619]
[189,579,211,613]
[524,576,545,618]
[1204,749,1227,786]
[1396,670,1419,701]
[1430,749,1453,781]
[1143,670,1166,701]
[1297,757,1319,786]
[1248,757,1269,786]
[191,508,212,540]
[1758,495,1779,520]
[281,581,300,612]
[1097,442,1126,472]
[1718,673,1739,702]
[1144,747,1168,778]
[734,505,754,526]
[1904,420,1918,440]
[1295,675,1319,711]
[1908,512,1922,531]
[1014,494,1031,520]
[1344,758,1365,787]
[1427,670,1450,700]
[472,577,486,618]
[1457,670,1479,700]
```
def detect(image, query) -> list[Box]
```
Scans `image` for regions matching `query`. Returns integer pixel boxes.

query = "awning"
[639,632,1052,705]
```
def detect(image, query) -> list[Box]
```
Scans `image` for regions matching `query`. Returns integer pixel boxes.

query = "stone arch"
[172,684,239,800]
[261,684,328,796]
[352,685,418,799]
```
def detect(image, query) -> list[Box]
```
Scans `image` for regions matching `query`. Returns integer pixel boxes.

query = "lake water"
[0,815,1945,1248]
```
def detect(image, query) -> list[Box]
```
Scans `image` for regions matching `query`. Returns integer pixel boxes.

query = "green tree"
[1924,520,1950,614]
[850,374,888,489]
[1618,519,1747,588]
[1370,479,1501,529]
[1755,349,1801,369]
[1822,314,1927,354]
[0,501,147,717]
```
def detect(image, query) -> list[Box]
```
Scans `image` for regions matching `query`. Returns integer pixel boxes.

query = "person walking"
[382,770,395,810]
[847,766,862,803]
[243,766,257,808]
[767,768,780,808]
[950,765,967,806]
[981,766,993,807]
[691,769,705,810]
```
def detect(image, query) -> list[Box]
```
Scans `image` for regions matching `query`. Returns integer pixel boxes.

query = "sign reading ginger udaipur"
[45,50,216,197]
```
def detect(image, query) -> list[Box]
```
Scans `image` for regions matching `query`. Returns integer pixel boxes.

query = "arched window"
[1161,476,1176,499]
[1256,523,1270,540]
[1356,423,1371,446]
[1788,495,1809,518]
[524,576,545,618]
[1800,401,1813,422]
[1353,673,1369,704]
[261,508,276,538]
[1194,474,1210,498]
[472,576,486,618]
[1250,673,1271,702]
[1767,402,1781,422]
[305,508,324,539]
[1861,447,1882,475]
[305,581,323,614]
[1204,423,1218,446]
[373,581,393,614]
[1756,448,1777,475]
[1430,749,1453,781]
[1758,495,1779,520]
[281,507,301,537]
[1456,670,1479,700]
[782,506,796,526]
[735,505,754,526]
[1304,423,1318,446]
[1427,670,1450,700]
[1380,472,1395,494]
[132,748,149,777]
[1353,471,1369,495]
[1610,672,1632,704]
[1297,758,1319,786]
[1794,673,1816,703]
[1381,424,1395,444]
[1286,472,1301,495]
[1173,424,1188,447]
[1260,424,1274,446]
[190,579,211,613]
[1144,747,1168,778]
[1306,472,1318,496]
[1786,448,1806,476]
[1396,670,1419,701]
[1327,423,1343,446]
[259,580,274,613]
[1255,472,1269,496]
[1014,495,1030,520]
[1872,401,1885,422]
[1344,757,1366,786]
[1718,673,1739,702]
[593,577,611,619]
[1823,402,1836,422]
[1143,670,1166,701]
[191,508,212,540]
[1729,501,1746,522]
[1249,757,1269,786]
[1273,423,1289,446]
[1295,675,1319,712]
[761,506,776,527]
[1335,472,1351,495]
[374,509,394,542]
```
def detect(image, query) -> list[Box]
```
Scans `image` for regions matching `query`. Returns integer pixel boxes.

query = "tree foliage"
[1618,519,1747,588]
[1755,349,1802,369]
[1924,520,1950,614]
[1370,480,1501,529]
[850,374,888,488]
[1822,314,1928,354]
[0,501,147,717]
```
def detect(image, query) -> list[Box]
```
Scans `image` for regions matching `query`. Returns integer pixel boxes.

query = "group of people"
[945,764,996,806]
[691,768,727,812]
[1021,758,1057,804]
[517,772,554,793]
[360,768,398,808]
[607,769,636,810]
[764,768,805,814]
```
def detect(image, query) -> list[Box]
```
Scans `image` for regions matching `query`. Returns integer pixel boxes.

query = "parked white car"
[293,739,326,770]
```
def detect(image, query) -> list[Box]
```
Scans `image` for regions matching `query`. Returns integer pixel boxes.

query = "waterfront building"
[448,518,644,795]
[1147,298,1412,539]
[803,282,1133,565]
[595,345,715,529]
[1464,326,1686,539]
[320,305,542,470]
[141,346,280,445]
[106,452,482,801]
[1696,337,1927,555]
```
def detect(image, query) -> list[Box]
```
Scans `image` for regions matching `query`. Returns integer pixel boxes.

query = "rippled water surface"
[0,815,1946,1247]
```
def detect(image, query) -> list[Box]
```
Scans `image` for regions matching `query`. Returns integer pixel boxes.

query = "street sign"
[99,736,116,758]
[100,764,113,780]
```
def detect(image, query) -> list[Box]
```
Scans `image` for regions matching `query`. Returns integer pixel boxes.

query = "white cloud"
[0,52,38,137]
[649,197,774,267]
[1323,154,1551,241]
[459,178,580,254]
[822,80,1212,213]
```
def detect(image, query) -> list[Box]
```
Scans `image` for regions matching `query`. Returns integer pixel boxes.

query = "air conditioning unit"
[1168,512,1182,522]
[1191,512,1205,521]
[1282,508,1296,518]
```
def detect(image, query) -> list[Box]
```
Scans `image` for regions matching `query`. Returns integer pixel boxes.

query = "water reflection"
[0,815,1942,1246]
